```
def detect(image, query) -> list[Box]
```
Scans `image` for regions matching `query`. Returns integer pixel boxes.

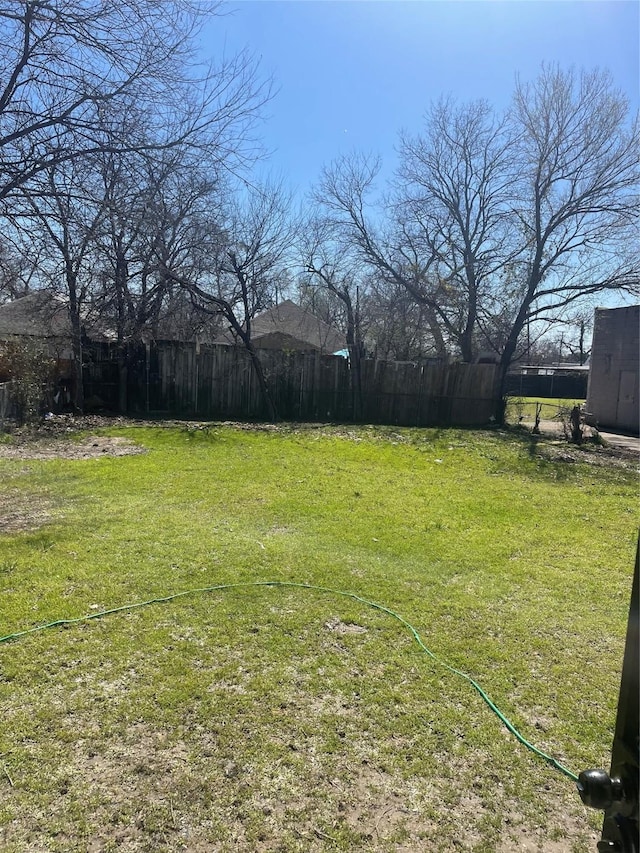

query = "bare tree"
[364,278,439,362]
[312,67,638,407]
[0,1,270,202]
[164,182,298,421]
[313,153,449,359]
[562,312,593,366]
[137,158,226,342]
[496,66,639,386]
[15,154,110,410]
[0,233,42,302]
[13,131,228,412]
[2,0,272,412]
[85,137,229,411]
[527,308,595,366]
[92,147,159,411]
[396,98,516,362]
[299,217,367,416]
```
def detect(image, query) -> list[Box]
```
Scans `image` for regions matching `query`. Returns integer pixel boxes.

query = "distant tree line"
[0,2,638,418]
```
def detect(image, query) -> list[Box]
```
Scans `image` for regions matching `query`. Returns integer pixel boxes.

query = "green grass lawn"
[505,396,586,424]
[0,422,638,852]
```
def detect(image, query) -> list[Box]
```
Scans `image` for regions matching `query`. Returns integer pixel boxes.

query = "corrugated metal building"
[586,305,639,434]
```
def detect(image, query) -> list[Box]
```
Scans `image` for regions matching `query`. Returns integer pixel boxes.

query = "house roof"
[0,291,113,341]
[0,291,71,338]
[217,299,346,353]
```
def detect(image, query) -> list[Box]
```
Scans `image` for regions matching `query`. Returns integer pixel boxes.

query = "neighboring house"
[0,290,113,358]
[216,299,347,354]
[0,290,75,358]
[586,305,639,434]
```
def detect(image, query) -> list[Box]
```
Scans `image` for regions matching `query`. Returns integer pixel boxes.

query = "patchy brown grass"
[0,433,145,534]
[0,709,598,853]
[0,490,53,534]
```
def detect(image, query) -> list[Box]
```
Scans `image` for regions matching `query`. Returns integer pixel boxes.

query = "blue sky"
[200,1,639,195]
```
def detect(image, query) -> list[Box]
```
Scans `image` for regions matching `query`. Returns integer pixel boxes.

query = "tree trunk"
[425,305,448,361]
[117,346,128,414]
[70,322,84,414]
[345,300,363,421]
[497,261,543,415]
[66,268,85,412]
[459,332,474,364]
[579,321,587,365]
[244,339,278,422]
[113,244,130,414]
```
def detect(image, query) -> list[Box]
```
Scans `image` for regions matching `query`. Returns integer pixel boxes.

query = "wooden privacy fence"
[83,341,502,427]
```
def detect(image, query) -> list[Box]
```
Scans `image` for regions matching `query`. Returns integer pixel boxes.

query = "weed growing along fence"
[83,341,502,426]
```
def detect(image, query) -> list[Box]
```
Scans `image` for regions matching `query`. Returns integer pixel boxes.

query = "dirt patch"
[525,434,638,470]
[0,414,148,461]
[325,616,369,635]
[508,417,639,470]
[0,434,145,461]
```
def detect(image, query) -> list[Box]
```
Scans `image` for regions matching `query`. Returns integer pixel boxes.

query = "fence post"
[145,341,150,414]
[578,539,639,850]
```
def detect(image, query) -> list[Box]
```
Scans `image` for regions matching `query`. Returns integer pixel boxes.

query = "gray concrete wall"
[587,305,639,433]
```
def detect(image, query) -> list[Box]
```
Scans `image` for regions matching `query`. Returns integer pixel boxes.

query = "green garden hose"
[0,579,579,783]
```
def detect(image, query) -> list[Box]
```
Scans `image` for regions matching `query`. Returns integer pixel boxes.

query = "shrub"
[0,339,58,424]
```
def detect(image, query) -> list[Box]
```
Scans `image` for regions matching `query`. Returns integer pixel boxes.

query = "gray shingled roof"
[217,299,346,353]
[0,291,71,338]
[0,291,113,341]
